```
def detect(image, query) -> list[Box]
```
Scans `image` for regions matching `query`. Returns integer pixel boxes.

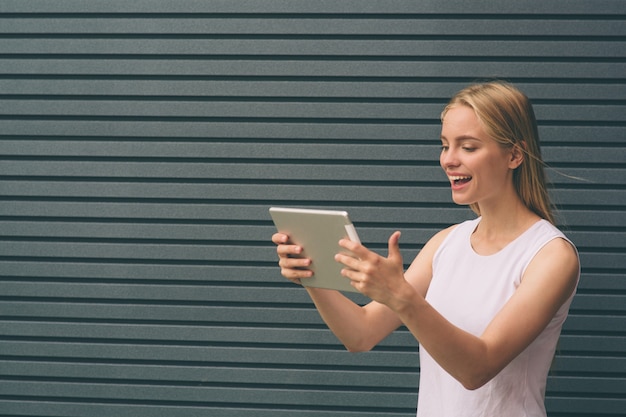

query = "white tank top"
[417,217,578,417]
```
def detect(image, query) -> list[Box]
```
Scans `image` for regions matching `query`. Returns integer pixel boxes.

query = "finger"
[276,243,303,257]
[284,267,312,280]
[338,237,359,251]
[282,269,303,285]
[272,232,290,245]
[335,252,360,270]
[387,231,402,261]
[279,256,311,270]
[280,261,313,283]
[338,238,371,260]
[339,265,359,281]
[342,268,367,293]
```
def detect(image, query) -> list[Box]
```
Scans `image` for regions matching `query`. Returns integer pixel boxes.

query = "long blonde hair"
[441,81,555,224]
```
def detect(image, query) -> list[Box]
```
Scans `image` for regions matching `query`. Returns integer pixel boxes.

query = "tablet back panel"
[270,207,360,293]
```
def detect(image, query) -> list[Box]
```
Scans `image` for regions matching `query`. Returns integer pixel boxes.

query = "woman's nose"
[440,148,459,168]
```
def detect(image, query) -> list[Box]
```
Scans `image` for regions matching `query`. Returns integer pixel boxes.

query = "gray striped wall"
[0,1,624,416]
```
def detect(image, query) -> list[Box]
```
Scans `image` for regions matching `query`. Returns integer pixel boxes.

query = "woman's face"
[440,105,520,207]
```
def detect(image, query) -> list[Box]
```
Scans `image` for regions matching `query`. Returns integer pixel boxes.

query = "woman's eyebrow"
[441,135,482,143]
[458,135,482,141]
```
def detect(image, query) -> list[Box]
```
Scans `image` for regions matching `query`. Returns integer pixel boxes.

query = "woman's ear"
[509,141,526,169]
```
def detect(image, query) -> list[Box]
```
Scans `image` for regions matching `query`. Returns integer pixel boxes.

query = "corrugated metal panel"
[0,1,624,416]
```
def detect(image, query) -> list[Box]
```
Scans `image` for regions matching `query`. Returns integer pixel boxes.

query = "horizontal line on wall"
[0,34,626,42]
[2,160,623,170]
[0,196,462,209]
[0,375,417,394]
[0,237,419,252]
[0,355,413,374]
[575,289,626,298]
[0,216,452,229]
[578,267,626,275]
[0,297,315,310]
[1,12,625,19]
[561,323,626,335]
[0,135,620,148]
[551,183,626,190]
[0,95,445,105]
[1,34,625,41]
[0,256,274,267]
[0,135,438,145]
[2,94,624,106]
[0,276,298,287]
[1,54,624,63]
[543,142,626,149]
[0,157,440,165]
[0,176,446,187]
[556,335,626,344]
[0,236,272,245]
[573,246,626,255]
[0,395,419,414]
[0,115,439,124]
[0,393,417,414]
[0,216,277,226]
[2,74,625,84]
[1,115,623,126]
[0,94,446,104]
[0,336,418,357]
[560,225,626,233]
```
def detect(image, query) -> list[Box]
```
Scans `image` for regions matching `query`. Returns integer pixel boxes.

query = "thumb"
[387,231,402,261]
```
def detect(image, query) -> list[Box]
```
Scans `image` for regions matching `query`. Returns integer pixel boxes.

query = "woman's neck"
[471,194,541,254]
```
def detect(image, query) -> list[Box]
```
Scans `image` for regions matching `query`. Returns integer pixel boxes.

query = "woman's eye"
[462,147,476,152]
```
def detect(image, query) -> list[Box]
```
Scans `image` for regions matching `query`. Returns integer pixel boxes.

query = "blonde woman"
[272,81,580,416]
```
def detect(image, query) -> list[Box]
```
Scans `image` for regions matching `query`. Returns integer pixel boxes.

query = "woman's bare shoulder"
[428,223,459,248]
[404,223,461,296]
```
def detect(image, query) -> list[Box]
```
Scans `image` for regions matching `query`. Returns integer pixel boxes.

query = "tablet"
[269,207,361,293]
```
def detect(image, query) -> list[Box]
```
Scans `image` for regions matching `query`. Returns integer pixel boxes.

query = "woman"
[272,81,580,416]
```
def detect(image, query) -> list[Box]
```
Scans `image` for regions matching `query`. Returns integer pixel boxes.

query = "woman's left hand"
[335,231,408,305]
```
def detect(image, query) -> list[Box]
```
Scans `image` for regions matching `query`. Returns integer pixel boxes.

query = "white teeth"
[449,176,471,181]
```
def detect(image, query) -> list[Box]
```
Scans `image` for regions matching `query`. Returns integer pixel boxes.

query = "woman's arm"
[305,287,401,352]
[272,231,446,352]
[337,233,579,389]
[272,232,399,350]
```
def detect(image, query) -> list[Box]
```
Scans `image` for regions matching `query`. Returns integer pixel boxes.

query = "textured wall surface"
[0,1,625,416]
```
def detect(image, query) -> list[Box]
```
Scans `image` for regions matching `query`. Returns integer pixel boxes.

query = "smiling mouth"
[449,175,472,185]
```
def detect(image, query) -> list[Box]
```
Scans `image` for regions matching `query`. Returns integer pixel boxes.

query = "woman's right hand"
[272,232,314,286]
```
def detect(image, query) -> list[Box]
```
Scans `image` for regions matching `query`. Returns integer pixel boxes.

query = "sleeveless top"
[417,217,578,417]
